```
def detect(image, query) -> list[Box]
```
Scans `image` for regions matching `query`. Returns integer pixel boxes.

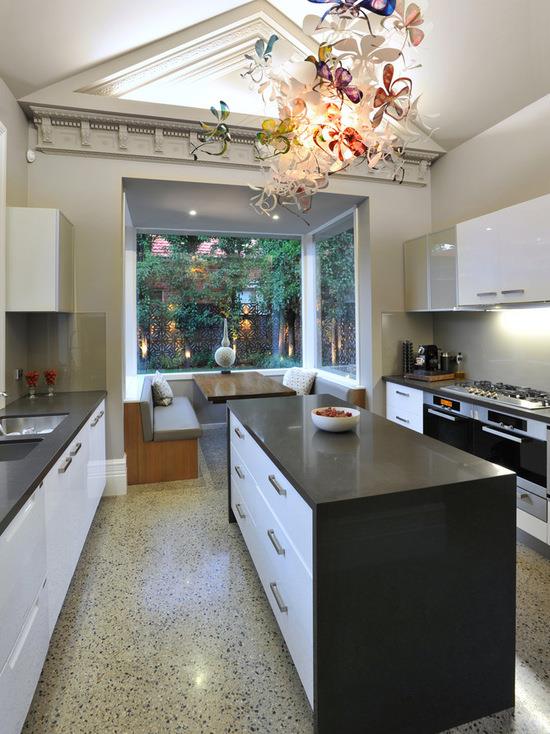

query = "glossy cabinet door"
[428,227,457,310]
[457,194,550,306]
[6,208,74,312]
[456,214,500,306]
[497,194,550,303]
[404,235,429,311]
[87,401,106,517]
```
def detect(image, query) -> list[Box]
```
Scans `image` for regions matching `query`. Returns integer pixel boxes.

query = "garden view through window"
[137,233,303,373]
[315,220,357,380]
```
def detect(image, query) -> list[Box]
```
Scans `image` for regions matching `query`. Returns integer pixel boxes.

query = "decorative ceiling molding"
[29,105,438,186]
[79,17,287,98]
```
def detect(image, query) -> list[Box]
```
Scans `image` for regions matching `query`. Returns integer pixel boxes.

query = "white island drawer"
[0,484,46,671]
[230,413,312,572]
[0,580,49,734]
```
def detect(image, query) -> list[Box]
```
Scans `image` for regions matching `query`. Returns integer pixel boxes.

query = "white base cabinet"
[0,400,106,733]
[230,413,314,705]
[385,382,424,434]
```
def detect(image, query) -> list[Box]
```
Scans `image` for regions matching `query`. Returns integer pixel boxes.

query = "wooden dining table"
[193,371,295,404]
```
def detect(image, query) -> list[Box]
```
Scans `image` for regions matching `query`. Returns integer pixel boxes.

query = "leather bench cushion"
[153,396,203,441]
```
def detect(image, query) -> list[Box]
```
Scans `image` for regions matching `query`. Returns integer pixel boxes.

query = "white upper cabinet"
[6,208,74,312]
[457,194,550,306]
[404,227,457,311]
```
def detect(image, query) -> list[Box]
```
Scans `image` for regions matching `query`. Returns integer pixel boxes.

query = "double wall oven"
[423,392,548,530]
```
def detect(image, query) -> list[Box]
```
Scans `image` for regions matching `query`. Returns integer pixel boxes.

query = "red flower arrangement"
[44,369,57,386]
[25,371,40,388]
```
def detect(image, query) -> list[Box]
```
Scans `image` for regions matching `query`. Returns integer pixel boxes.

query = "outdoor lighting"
[192,0,428,216]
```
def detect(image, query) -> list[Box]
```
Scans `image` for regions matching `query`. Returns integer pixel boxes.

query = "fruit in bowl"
[311,406,360,433]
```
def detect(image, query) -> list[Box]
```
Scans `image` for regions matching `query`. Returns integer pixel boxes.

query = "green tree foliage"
[136,233,303,371]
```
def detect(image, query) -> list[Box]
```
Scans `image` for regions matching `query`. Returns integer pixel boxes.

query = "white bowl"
[311,407,360,433]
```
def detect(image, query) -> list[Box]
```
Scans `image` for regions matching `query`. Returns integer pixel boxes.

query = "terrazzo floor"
[23,428,550,734]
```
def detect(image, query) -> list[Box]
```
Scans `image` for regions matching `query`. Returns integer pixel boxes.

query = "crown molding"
[80,17,284,98]
[29,105,438,186]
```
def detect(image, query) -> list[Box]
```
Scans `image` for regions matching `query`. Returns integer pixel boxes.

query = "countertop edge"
[0,391,107,537]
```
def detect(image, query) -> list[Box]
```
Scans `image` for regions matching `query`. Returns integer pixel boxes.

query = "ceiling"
[123,179,364,235]
[1,1,550,150]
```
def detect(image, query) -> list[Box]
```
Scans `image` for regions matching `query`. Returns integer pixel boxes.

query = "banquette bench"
[124,377,202,485]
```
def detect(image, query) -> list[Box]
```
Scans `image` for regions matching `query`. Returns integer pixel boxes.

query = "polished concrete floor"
[24,429,550,734]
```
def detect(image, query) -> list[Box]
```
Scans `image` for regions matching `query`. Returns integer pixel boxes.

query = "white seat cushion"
[283,368,317,396]
[151,371,174,406]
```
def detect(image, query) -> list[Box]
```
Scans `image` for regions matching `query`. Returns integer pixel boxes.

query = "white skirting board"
[103,457,128,496]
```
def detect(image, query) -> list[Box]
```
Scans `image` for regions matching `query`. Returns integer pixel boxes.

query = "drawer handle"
[428,408,457,422]
[481,426,523,443]
[59,456,72,474]
[235,503,246,520]
[396,416,410,424]
[269,582,288,614]
[268,474,286,496]
[396,390,410,397]
[501,289,525,296]
[234,427,244,439]
[70,442,82,457]
[267,529,285,556]
[476,291,497,297]
[91,416,100,427]
[519,493,531,502]
[235,465,245,480]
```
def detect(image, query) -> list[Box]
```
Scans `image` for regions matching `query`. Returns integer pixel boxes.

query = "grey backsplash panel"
[381,312,435,376]
[26,313,107,392]
[433,309,550,391]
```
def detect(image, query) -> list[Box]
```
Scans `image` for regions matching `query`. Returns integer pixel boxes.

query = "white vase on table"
[215,318,236,374]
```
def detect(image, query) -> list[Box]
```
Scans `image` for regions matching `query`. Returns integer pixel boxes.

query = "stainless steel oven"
[423,393,474,453]
[473,407,547,523]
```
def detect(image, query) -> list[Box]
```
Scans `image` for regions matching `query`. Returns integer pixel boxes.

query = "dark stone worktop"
[0,391,106,536]
[228,394,514,508]
[383,375,550,424]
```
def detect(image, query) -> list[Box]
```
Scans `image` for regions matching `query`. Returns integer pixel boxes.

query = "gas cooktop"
[442,381,550,410]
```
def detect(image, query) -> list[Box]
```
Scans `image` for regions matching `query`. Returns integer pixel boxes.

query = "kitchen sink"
[0,413,67,436]
[0,438,43,462]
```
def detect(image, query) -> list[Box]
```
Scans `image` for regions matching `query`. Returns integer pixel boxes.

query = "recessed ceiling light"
[272,214,280,220]
[189,210,197,216]
[485,226,493,231]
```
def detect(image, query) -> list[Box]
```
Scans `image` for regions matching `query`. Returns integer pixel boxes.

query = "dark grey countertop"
[0,391,106,536]
[227,394,514,508]
[383,375,550,424]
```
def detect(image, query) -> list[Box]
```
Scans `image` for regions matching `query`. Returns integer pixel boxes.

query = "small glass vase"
[47,386,55,398]
[28,387,36,399]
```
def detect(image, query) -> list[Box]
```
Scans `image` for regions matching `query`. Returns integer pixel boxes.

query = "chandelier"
[191,0,427,216]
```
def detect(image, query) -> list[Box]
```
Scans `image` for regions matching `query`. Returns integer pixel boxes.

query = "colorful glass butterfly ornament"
[194,0,428,216]
[308,0,397,22]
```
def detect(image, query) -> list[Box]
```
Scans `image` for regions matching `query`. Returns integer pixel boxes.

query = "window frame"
[124,207,364,388]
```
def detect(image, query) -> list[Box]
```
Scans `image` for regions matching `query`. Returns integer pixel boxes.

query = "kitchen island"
[227,394,517,734]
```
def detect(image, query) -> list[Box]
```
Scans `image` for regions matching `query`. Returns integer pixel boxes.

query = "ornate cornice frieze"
[29,105,437,185]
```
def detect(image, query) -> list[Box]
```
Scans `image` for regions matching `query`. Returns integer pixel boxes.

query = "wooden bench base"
[124,402,199,485]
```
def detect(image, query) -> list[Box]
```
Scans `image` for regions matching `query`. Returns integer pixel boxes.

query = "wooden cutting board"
[404,371,456,382]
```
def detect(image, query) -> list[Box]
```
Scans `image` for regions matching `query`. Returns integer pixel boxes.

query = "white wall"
[27,141,431,459]
[431,94,550,230]
[0,79,28,207]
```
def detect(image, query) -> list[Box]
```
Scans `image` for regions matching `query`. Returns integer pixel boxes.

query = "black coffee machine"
[415,344,439,372]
